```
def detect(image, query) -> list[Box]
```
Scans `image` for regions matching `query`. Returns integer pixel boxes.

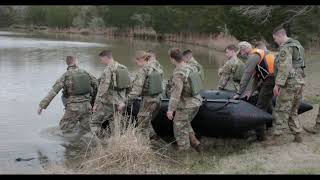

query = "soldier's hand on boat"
[37,107,43,115]
[166,111,174,120]
[233,94,240,100]
[273,85,280,97]
[92,104,97,113]
[218,68,223,76]
[242,91,252,101]
[117,103,126,112]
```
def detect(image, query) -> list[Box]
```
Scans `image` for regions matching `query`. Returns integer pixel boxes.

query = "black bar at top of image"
[0,0,319,5]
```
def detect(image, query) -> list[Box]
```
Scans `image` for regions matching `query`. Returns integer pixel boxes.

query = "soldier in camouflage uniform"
[119,50,164,140]
[217,44,245,91]
[305,107,320,134]
[167,48,203,152]
[310,108,320,133]
[271,26,305,143]
[38,56,98,134]
[183,49,205,81]
[90,50,128,138]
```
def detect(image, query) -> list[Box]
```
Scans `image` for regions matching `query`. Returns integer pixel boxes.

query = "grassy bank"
[41,102,320,174]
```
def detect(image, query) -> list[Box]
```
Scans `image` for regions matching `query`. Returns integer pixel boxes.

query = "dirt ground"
[176,104,320,174]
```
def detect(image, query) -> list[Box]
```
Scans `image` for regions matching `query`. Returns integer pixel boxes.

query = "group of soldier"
[218,26,320,144]
[37,47,205,153]
[37,25,320,153]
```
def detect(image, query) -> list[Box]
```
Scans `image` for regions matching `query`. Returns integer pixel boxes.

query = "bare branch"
[284,6,314,24]
[232,5,315,25]
[231,6,278,24]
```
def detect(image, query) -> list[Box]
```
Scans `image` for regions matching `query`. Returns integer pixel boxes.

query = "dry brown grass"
[45,113,179,174]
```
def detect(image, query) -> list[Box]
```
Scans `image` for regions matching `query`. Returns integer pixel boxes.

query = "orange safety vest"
[251,48,275,80]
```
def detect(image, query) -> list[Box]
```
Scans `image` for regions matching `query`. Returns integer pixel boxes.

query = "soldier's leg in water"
[78,101,92,133]
[90,102,107,137]
[59,103,81,134]
[288,84,303,142]
[173,109,192,151]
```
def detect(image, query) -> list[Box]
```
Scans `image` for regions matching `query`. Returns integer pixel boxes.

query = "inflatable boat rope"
[202,98,240,112]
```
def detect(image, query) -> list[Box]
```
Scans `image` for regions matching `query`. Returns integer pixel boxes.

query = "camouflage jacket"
[127,59,163,103]
[218,56,241,89]
[275,38,305,87]
[95,60,127,106]
[168,63,202,112]
[39,65,98,109]
[187,57,204,80]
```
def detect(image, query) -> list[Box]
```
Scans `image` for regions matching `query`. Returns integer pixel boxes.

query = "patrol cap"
[238,41,252,50]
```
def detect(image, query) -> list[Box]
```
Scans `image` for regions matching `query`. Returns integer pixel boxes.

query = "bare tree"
[231,6,317,25]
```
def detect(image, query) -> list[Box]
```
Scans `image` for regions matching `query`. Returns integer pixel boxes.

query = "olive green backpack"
[188,67,203,96]
[70,71,91,95]
[147,68,163,96]
[114,65,131,90]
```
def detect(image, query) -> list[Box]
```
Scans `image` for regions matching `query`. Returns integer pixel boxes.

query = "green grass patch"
[288,167,320,174]
[305,95,320,105]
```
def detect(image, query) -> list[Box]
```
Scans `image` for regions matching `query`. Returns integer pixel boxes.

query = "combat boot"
[293,133,303,143]
[189,134,203,153]
[262,135,281,146]
[314,123,320,133]
[150,134,160,141]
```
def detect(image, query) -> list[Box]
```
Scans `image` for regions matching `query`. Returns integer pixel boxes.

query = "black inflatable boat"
[129,90,313,138]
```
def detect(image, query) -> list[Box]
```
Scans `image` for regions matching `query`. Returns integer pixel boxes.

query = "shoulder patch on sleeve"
[280,50,287,58]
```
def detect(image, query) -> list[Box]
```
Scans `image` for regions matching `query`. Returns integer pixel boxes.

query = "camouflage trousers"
[173,106,200,151]
[316,106,320,124]
[272,83,304,135]
[137,97,161,139]
[90,103,115,136]
[60,101,92,134]
[217,74,230,90]
[256,76,275,112]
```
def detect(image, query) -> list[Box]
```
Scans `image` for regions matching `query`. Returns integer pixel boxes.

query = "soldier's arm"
[94,67,112,104]
[88,72,98,89]
[127,68,147,101]
[39,74,65,109]
[237,54,260,95]
[250,76,260,93]
[275,48,292,87]
[217,61,233,89]
[165,75,173,98]
[168,73,184,112]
